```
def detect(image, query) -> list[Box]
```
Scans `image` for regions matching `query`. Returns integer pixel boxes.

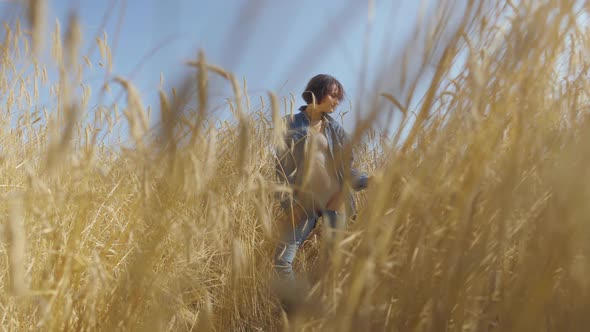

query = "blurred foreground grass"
[1,0,590,331]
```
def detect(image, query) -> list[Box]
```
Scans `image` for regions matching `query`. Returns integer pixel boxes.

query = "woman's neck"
[305,105,324,124]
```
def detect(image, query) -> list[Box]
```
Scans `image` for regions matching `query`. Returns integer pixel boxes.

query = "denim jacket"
[275,106,368,214]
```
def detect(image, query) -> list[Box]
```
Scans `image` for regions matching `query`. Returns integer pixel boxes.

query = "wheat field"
[1,0,590,331]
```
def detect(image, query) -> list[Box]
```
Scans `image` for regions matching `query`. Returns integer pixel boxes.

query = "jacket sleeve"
[336,125,369,191]
[275,117,305,186]
[275,134,297,185]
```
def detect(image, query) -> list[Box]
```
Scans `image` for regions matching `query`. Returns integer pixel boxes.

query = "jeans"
[274,209,341,279]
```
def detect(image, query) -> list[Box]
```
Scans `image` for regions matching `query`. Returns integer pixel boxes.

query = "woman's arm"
[275,116,307,186]
[333,122,369,192]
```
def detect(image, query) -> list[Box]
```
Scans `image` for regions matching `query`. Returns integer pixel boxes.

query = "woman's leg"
[324,190,345,228]
[274,201,319,279]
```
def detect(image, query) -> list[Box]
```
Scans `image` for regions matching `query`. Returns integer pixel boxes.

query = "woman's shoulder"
[283,114,301,127]
[280,113,308,140]
[283,111,308,128]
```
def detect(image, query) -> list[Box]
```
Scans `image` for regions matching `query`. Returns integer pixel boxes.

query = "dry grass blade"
[113,76,149,149]
[3,0,590,331]
[5,194,26,296]
[26,0,46,55]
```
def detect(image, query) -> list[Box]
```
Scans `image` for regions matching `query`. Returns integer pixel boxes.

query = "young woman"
[274,74,369,279]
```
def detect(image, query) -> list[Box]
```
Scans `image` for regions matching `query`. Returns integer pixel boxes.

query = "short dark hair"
[301,74,345,104]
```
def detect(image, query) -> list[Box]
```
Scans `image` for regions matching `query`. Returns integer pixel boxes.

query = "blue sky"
[1,0,430,132]
[0,0,578,139]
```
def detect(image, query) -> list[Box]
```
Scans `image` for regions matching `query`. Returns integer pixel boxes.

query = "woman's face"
[317,84,341,113]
